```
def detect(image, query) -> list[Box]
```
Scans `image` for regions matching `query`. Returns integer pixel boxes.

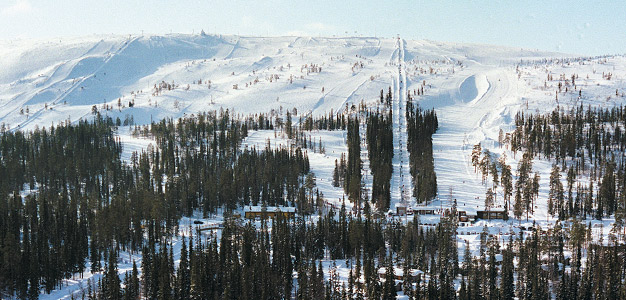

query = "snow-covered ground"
[4,33,626,298]
[390,38,413,212]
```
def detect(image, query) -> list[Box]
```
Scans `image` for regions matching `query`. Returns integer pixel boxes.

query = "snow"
[390,38,413,211]
[3,33,626,298]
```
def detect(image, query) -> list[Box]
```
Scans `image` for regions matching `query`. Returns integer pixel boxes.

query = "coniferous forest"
[4,92,626,300]
[406,95,438,203]
[499,105,626,220]
[0,110,312,298]
[366,108,393,212]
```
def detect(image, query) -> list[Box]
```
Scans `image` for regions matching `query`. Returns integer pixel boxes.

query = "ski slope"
[3,33,625,213]
[4,33,626,298]
[390,37,412,211]
[0,34,395,132]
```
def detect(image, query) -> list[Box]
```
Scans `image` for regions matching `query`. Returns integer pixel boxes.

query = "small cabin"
[458,211,469,222]
[197,223,224,232]
[378,266,424,281]
[476,208,506,220]
[414,207,436,215]
[396,205,407,216]
[244,206,296,220]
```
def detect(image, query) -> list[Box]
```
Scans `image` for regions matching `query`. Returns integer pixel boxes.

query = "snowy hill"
[5,33,626,299]
[0,34,563,131]
[2,33,625,214]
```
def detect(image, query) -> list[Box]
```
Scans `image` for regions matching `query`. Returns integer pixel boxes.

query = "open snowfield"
[3,33,626,298]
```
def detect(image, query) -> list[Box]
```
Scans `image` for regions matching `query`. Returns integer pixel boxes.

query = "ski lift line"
[390,36,412,208]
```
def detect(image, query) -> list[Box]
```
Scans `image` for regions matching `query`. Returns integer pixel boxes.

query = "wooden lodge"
[414,207,436,215]
[396,205,408,216]
[476,208,506,220]
[244,206,296,220]
[197,223,224,232]
[378,267,424,281]
[458,210,470,222]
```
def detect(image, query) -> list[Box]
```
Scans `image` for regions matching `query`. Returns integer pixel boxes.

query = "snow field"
[4,34,626,298]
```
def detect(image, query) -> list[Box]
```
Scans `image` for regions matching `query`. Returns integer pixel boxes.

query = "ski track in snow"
[390,37,412,211]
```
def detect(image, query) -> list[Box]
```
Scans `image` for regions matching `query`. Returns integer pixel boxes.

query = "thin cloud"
[1,0,33,16]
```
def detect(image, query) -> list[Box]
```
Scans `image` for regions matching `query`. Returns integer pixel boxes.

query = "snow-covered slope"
[3,33,626,215]
[0,34,389,130]
[7,33,626,299]
[0,34,563,131]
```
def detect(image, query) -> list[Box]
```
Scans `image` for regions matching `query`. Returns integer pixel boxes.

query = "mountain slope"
[0,34,565,131]
[3,33,625,214]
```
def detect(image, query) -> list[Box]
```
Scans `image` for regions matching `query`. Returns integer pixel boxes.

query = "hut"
[244,206,296,219]
[476,208,506,220]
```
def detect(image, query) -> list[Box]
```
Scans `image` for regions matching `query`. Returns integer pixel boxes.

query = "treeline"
[135,110,310,215]
[84,204,626,300]
[0,116,121,297]
[366,109,393,211]
[299,110,348,131]
[470,145,515,216]
[344,116,362,204]
[299,101,374,132]
[508,104,626,163]
[507,105,626,220]
[81,202,463,300]
[406,96,439,203]
[332,89,394,212]
[0,110,311,298]
[456,219,626,300]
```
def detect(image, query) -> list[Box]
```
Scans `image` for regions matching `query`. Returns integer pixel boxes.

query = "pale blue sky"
[1,0,624,55]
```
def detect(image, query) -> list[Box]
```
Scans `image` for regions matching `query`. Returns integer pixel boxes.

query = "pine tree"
[485,188,495,216]
[176,236,190,300]
[382,257,397,300]
[500,236,515,300]
[500,155,513,210]
[130,261,140,300]
[548,164,565,217]
[471,143,482,172]
[90,238,101,274]
[487,240,498,300]
[102,249,121,300]
[345,116,362,204]
[332,159,340,188]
